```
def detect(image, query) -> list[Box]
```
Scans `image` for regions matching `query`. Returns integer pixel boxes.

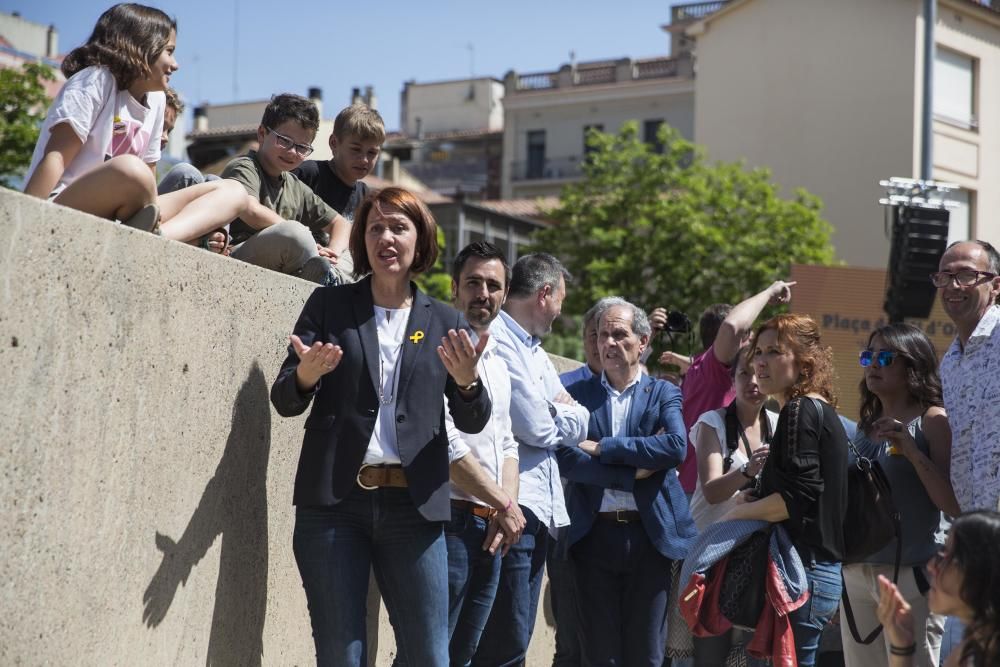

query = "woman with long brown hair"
[721,314,849,667]
[842,323,959,666]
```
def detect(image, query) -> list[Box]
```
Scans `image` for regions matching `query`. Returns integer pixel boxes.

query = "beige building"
[690,0,1000,268]
[400,77,504,136]
[500,54,695,199]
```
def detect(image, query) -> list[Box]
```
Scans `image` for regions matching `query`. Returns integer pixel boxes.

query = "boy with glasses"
[221,93,350,284]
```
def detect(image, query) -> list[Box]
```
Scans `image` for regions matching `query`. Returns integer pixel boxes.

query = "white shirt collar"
[600,368,642,397]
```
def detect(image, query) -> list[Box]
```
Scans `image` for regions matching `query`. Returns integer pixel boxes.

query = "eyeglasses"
[929,270,997,288]
[859,349,898,368]
[265,126,314,157]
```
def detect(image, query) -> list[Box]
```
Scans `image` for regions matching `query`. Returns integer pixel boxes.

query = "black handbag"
[814,398,902,645]
[718,528,771,630]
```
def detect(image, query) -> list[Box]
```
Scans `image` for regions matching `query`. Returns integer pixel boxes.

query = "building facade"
[690,0,1000,267]
[500,55,695,200]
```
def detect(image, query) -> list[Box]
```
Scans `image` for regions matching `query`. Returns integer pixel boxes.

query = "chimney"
[351,87,362,106]
[308,86,323,119]
[364,85,377,110]
[193,105,209,133]
[46,25,58,59]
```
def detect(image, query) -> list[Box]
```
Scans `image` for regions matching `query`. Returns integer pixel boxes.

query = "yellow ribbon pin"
[409,330,425,344]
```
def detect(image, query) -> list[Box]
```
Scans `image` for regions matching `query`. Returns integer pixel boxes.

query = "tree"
[532,122,836,359]
[0,62,56,188]
[415,227,452,302]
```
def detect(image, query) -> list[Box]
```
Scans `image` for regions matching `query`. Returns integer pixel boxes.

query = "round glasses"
[929,270,997,288]
[859,349,898,368]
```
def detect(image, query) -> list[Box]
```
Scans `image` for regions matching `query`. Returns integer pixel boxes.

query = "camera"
[665,310,691,333]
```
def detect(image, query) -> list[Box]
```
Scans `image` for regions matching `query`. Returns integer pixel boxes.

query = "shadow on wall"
[141,363,272,666]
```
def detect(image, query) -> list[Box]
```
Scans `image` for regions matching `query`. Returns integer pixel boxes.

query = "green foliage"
[0,62,56,187]
[416,227,453,302]
[532,122,836,362]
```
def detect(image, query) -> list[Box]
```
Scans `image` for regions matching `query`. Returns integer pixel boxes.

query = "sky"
[3,0,681,133]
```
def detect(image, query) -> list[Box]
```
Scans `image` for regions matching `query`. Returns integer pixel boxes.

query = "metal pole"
[921,0,935,180]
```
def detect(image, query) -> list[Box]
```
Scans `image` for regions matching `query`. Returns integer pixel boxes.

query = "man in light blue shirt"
[474,253,590,667]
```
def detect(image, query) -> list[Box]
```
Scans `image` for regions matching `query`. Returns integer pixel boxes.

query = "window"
[583,124,604,155]
[644,119,665,153]
[526,130,546,179]
[934,48,976,129]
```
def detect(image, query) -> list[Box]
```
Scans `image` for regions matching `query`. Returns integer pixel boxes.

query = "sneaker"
[298,255,332,284]
[123,203,160,233]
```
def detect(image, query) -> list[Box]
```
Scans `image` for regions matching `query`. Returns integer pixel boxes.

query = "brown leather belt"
[597,510,641,523]
[357,464,407,490]
[451,499,496,520]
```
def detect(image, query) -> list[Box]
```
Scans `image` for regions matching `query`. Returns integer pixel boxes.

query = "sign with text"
[789,264,955,421]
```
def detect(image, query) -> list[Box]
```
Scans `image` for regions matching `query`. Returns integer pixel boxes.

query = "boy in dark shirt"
[293,104,384,282]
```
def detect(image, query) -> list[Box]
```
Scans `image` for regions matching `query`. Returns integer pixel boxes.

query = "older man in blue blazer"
[558,297,697,667]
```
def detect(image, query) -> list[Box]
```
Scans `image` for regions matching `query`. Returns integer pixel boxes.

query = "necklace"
[376,307,408,405]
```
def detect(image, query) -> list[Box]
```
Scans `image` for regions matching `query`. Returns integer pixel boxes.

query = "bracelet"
[889,643,916,656]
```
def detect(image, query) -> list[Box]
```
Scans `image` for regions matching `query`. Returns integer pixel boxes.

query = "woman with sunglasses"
[721,314,849,667]
[840,323,960,667]
[877,510,1000,667]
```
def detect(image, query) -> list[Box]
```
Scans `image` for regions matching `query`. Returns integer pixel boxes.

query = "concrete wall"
[693,0,919,268]
[0,189,560,665]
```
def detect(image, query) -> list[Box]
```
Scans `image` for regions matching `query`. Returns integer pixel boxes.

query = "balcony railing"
[510,156,584,182]
[575,65,616,86]
[634,58,680,80]
[509,55,688,92]
[516,72,557,90]
[671,1,729,22]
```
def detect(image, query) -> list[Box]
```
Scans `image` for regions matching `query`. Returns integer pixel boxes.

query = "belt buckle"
[616,509,628,523]
[357,464,379,491]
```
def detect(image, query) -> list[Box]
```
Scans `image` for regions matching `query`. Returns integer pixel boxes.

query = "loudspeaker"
[884,205,950,322]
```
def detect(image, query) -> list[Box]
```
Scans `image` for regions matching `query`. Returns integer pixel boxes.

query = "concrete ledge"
[0,189,560,665]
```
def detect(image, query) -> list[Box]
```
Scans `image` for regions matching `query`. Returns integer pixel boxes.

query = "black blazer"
[270,276,492,521]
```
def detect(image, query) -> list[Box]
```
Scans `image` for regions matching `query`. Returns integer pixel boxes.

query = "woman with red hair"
[721,314,849,667]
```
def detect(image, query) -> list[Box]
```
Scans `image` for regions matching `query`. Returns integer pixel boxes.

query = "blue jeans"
[788,561,842,667]
[157,162,217,195]
[446,505,503,666]
[293,487,449,667]
[472,506,548,667]
[572,520,672,667]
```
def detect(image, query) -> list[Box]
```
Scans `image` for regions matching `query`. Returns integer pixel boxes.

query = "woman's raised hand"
[437,329,488,387]
[876,574,915,649]
[290,334,343,392]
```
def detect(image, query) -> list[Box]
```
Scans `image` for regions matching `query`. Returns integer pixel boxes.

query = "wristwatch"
[458,379,480,393]
[740,463,755,479]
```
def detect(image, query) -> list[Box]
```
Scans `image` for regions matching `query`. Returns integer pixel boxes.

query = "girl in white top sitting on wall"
[23,3,247,244]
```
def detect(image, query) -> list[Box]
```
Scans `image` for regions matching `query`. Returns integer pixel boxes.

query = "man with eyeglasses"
[933,240,1000,514]
[221,93,352,285]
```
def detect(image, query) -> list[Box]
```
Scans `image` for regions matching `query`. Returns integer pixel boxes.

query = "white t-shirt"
[688,406,779,531]
[363,306,410,465]
[25,66,165,197]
